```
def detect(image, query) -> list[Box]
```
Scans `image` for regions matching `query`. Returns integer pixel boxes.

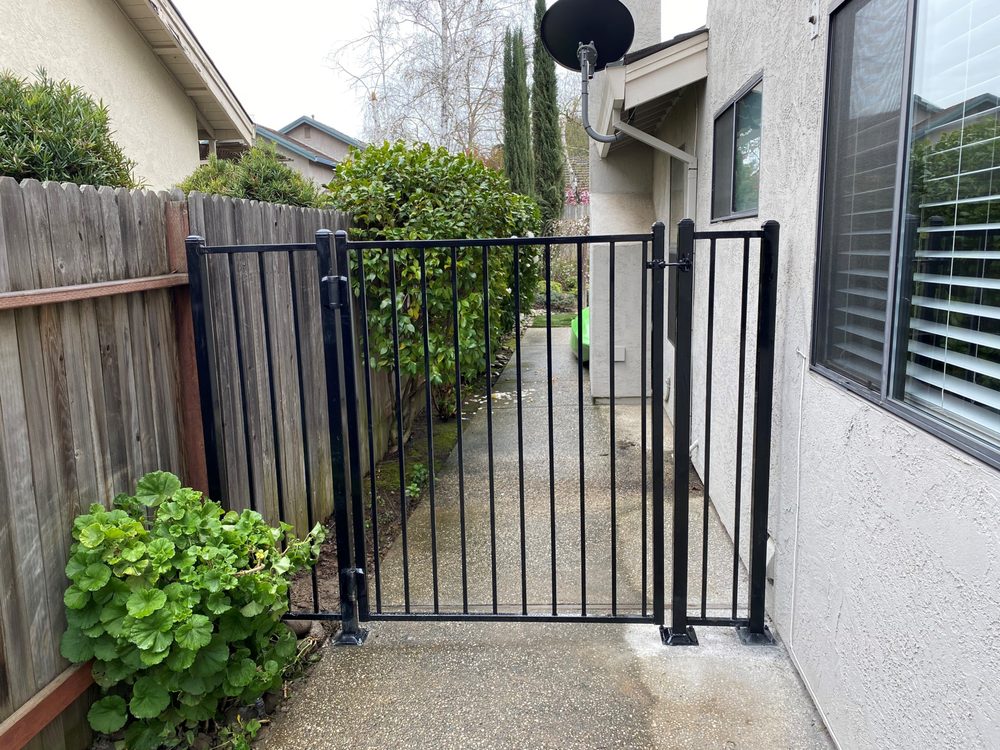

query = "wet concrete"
[259,328,832,749]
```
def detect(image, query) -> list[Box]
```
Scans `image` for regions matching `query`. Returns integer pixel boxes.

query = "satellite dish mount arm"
[578,42,626,145]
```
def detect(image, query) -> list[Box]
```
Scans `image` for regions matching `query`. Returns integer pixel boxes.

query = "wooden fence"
[0,182,395,749]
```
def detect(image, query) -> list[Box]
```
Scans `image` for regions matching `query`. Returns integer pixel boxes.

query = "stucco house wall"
[689,2,1000,748]
[0,0,200,189]
[272,144,337,188]
[284,123,355,163]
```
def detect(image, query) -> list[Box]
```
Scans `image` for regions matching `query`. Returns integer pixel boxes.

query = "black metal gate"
[186,219,778,647]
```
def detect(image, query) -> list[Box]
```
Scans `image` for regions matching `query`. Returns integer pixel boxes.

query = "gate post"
[316,229,367,645]
[738,220,779,645]
[662,219,698,646]
[184,236,223,503]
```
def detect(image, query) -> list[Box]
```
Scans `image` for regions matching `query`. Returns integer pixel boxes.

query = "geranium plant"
[60,472,324,749]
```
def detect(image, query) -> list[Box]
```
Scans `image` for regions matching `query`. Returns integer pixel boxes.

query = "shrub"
[178,141,321,207]
[324,141,542,421]
[0,70,139,187]
[60,472,324,750]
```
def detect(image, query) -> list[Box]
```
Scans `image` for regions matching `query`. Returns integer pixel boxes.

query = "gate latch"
[322,275,348,309]
[645,257,692,271]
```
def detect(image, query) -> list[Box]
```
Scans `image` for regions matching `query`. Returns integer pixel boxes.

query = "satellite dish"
[539,0,636,72]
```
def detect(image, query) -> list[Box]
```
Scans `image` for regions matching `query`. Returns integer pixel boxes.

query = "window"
[712,77,763,220]
[814,0,1000,462]
[304,124,312,139]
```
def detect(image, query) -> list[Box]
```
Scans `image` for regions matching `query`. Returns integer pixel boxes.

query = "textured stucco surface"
[590,1,1000,747]
[0,0,201,189]
[691,1,1000,748]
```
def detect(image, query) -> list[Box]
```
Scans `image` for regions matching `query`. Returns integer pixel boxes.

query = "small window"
[712,78,763,221]
[304,125,312,139]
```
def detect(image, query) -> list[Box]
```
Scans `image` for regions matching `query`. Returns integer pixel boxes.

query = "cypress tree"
[531,0,564,228]
[503,28,533,195]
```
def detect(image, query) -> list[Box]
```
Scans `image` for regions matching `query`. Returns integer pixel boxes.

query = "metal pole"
[662,219,697,646]
[739,220,779,645]
[650,222,666,629]
[317,229,366,645]
[184,236,223,503]
[335,230,370,623]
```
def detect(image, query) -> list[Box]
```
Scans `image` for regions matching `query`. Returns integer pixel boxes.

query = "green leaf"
[129,676,171,719]
[190,635,228,678]
[126,588,167,618]
[176,614,212,651]
[64,585,90,610]
[77,562,111,591]
[239,600,265,618]
[135,471,181,507]
[87,695,128,733]
[91,636,120,662]
[79,522,105,549]
[204,591,232,614]
[147,537,175,564]
[128,612,174,653]
[60,627,95,662]
[166,647,198,672]
[226,657,257,688]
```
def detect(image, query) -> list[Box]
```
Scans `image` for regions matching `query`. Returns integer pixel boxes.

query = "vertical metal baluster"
[650,223,666,628]
[450,246,469,613]
[701,240,716,620]
[228,253,258,513]
[577,240,587,616]
[546,243,557,616]
[388,247,411,612]
[356,248,382,613]
[258,251,289,609]
[419,248,440,613]
[289,250,319,612]
[640,238,648,618]
[732,240,750,620]
[482,245,499,613]
[609,241,617,617]
[514,244,528,615]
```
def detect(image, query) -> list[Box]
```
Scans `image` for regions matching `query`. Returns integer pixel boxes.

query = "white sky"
[171,0,708,139]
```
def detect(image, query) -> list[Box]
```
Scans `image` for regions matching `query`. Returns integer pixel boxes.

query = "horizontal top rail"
[189,241,318,255]
[693,230,765,241]
[342,232,654,250]
[0,273,188,311]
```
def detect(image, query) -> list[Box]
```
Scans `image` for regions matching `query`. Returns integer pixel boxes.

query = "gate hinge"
[322,275,348,309]
[646,257,692,271]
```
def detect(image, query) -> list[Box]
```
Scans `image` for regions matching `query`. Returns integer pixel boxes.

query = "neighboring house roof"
[623,27,709,65]
[256,125,338,168]
[279,115,366,150]
[114,0,254,142]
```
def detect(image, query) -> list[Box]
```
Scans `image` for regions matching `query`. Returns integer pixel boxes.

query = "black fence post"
[335,229,370,622]
[662,218,697,646]
[650,221,666,629]
[184,236,223,503]
[317,229,367,645]
[739,219,779,645]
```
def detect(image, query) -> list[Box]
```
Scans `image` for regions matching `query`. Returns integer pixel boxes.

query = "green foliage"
[503,28,534,195]
[61,472,324,749]
[0,70,139,188]
[531,0,565,228]
[178,141,321,207]
[325,141,542,419]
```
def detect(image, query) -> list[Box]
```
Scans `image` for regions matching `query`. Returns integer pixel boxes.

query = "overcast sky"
[172,0,708,140]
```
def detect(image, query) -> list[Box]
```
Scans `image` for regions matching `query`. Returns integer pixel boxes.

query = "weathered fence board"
[0,178,189,750]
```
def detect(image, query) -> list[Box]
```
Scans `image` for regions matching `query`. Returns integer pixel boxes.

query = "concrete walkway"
[260,329,832,749]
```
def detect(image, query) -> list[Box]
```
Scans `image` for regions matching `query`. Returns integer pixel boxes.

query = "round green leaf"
[64,585,90,610]
[87,695,128,733]
[79,522,105,549]
[176,614,212,651]
[227,657,257,688]
[129,676,171,719]
[77,562,112,592]
[60,627,95,663]
[135,471,181,507]
[126,588,167,618]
